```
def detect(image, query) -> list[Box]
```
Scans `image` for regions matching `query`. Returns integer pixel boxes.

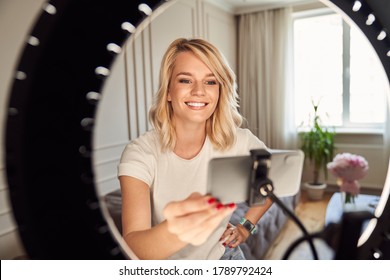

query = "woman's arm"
[120,176,185,259]
[120,176,236,259]
[238,198,273,235]
[220,198,273,248]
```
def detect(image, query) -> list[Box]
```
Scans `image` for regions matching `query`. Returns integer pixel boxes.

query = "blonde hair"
[149,38,243,151]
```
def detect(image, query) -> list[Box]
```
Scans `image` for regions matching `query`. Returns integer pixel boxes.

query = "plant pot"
[304,182,327,201]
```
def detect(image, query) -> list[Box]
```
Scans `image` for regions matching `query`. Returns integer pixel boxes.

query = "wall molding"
[93,141,129,151]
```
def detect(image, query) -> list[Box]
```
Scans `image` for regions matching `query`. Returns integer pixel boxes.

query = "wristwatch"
[239,218,257,235]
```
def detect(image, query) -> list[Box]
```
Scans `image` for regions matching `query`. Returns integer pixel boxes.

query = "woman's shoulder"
[236,127,253,137]
[134,129,159,142]
[236,127,258,140]
[126,130,161,154]
[235,127,267,149]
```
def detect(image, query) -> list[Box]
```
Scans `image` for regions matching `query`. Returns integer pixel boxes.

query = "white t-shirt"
[118,127,266,259]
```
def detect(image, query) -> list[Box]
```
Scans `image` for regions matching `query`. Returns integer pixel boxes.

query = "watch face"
[243,221,253,232]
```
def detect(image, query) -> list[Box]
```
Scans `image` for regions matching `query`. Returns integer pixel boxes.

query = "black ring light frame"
[4,0,390,259]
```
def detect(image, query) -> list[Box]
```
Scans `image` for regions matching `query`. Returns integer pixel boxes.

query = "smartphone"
[206,149,304,206]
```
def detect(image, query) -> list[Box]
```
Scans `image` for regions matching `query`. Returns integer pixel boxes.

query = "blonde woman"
[118,38,272,260]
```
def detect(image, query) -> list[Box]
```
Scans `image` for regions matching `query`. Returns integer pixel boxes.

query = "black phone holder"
[249,149,319,259]
[248,149,274,205]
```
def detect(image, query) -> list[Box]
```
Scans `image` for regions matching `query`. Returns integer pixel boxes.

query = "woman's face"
[168,51,220,127]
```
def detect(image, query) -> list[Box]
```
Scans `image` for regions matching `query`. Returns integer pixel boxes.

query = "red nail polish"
[216,203,224,210]
[222,242,226,246]
[207,198,216,204]
[227,202,236,208]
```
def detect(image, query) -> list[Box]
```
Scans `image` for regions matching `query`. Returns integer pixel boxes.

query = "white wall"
[301,133,389,192]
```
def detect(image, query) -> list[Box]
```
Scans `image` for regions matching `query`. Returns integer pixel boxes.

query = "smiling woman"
[117,38,271,260]
[2,0,390,260]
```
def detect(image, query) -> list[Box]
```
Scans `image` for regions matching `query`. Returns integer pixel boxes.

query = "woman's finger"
[228,237,240,248]
[167,201,225,235]
[163,192,237,246]
[219,226,233,241]
[177,203,237,245]
[163,193,215,220]
[220,226,236,242]
[222,227,238,246]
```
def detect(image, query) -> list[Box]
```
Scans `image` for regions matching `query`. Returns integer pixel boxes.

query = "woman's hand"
[163,192,236,246]
[219,223,250,248]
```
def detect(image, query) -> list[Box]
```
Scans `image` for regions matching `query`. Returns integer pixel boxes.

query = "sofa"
[229,196,299,259]
[104,190,299,259]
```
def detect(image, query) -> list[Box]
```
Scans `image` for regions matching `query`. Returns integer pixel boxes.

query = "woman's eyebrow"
[176,72,192,77]
[176,72,215,77]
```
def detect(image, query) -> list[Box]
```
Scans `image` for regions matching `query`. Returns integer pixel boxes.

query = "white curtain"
[238,7,296,149]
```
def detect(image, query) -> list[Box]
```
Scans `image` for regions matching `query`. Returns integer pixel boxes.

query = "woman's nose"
[191,81,205,96]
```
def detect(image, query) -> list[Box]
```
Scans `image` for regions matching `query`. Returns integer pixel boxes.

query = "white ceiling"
[224,0,306,6]
[211,0,319,14]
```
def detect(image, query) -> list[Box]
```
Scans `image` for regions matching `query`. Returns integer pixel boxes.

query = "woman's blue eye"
[179,79,191,84]
[205,80,217,85]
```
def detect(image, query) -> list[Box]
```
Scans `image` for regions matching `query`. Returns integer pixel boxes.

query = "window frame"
[293,7,387,133]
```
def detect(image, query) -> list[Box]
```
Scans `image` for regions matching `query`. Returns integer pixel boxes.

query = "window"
[293,9,388,131]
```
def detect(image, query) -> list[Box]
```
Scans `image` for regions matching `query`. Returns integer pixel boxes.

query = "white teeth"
[186,102,206,107]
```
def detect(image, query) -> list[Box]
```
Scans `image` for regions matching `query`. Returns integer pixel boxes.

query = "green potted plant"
[300,102,335,200]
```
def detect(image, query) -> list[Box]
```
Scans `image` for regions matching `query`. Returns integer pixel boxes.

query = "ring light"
[4,0,390,259]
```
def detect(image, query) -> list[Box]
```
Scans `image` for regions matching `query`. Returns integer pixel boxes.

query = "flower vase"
[327,153,368,212]
[340,191,357,212]
[336,178,359,212]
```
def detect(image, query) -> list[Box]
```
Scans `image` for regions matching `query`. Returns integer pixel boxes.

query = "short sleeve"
[117,134,157,187]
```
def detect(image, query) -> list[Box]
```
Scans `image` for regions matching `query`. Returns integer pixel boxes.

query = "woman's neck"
[173,122,207,160]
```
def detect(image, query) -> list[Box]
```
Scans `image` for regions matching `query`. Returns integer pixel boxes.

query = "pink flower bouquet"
[327,153,369,203]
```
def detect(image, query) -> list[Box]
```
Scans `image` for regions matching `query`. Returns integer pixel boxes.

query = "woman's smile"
[185,102,208,109]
